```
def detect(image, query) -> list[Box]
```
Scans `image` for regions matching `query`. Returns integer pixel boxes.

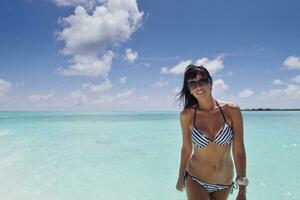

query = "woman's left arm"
[230,104,247,199]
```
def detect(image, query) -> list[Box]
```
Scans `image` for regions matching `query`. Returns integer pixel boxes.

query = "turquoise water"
[0,111,299,199]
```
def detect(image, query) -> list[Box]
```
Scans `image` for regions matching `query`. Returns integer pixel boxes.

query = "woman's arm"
[230,104,247,194]
[178,110,193,177]
[176,110,193,191]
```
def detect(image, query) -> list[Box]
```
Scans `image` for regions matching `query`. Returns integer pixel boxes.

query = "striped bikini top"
[191,101,233,148]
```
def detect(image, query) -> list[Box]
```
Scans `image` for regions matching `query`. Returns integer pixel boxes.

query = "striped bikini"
[183,100,238,193]
[192,101,233,148]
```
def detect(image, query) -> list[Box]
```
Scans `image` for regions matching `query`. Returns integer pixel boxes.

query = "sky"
[0,0,300,111]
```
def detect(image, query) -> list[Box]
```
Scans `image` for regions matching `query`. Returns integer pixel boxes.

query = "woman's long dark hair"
[175,64,213,109]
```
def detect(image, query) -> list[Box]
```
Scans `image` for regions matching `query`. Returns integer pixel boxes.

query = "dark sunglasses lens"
[199,78,209,85]
[188,78,209,89]
[188,81,197,89]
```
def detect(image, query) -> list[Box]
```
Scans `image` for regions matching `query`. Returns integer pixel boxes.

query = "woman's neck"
[197,96,217,111]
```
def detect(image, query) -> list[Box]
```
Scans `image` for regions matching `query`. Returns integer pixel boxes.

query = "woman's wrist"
[236,176,249,186]
[238,185,246,191]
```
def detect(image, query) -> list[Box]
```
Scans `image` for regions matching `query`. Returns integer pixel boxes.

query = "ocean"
[0,111,299,200]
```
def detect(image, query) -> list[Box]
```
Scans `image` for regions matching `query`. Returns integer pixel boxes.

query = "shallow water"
[0,111,299,199]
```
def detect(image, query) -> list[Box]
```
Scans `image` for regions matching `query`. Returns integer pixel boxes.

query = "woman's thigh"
[209,188,231,200]
[185,176,211,200]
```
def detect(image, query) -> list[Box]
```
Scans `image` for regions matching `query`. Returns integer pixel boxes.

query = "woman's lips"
[196,90,205,95]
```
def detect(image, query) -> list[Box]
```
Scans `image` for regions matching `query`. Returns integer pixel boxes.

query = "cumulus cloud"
[160,60,192,75]
[124,48,138,63]
[283,56,300,69]
[92,94,115,104]
[116,88,135,98]
[261,84,300,100]
[56,0,144,77]
[52,0,102,10]
[291,74,300,84]
[160,56,224,75]
[273,79,285,86]
[58,51,113,77]
[28,92,54,102]
[284,84,300,99]
[212,79,228,94]
[92,88,135,105]
[70,90,88,106]
[119,76,127,84]
[260,89,282,98]
[0,79,12,96]
[195,56,224,75]
[57,2,143,55]
[238,89,254,98]
[140,95,152,101]
[82,78,112,92]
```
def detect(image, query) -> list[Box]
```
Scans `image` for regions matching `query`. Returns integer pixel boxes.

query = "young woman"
[175,65,248,200]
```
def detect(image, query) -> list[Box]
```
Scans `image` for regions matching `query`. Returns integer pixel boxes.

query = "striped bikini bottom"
[182,171,238,193]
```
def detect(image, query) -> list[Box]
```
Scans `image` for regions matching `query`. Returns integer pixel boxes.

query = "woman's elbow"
[181,145,192,156]
[233,151,246,160]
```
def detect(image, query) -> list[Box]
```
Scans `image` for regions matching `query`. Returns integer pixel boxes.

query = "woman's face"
[187,73,212,98]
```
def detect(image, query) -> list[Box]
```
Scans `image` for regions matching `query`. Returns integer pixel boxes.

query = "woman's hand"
[176,177,184,192]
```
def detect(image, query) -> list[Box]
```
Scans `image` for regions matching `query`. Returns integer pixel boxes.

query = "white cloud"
[28,93,54,102]
[58,51,113,77]
[52,0,102,10]
[291,74,300,84]
[91,88,135,105]
[92,94,115,104]
[160,56,224,75]
[0,79,12,96]
[238,89,254,98]
[283,56,300,69]
[284,84,300,99]
[160,66,169,74]
[154,77,169,87]
[261,84,300,100]
[56,0,144,77]
[119,76,127,84]
[195,56,224,75]
[124,48,138,63]
[273,79,285,86]
[260,89,282,98]
[82,78,112,92]
[70,90,88,106]
[160,60,192,75]
[140,95,153,101]
[212,79,228,94]
[57,2,143,55]
[116,88,135,98]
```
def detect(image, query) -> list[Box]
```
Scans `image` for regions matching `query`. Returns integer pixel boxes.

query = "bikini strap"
[193,104,198,127]
[216,100,227,124]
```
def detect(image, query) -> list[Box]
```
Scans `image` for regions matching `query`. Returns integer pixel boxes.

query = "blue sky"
[1,0,300,111]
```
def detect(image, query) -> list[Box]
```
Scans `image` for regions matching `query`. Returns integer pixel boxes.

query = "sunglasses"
[187,78,210,90]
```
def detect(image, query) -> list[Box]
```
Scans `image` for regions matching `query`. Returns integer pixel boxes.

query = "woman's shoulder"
[218,100,241,112]
[180,104,197,118]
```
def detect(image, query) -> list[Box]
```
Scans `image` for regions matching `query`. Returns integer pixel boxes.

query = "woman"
[175,64,248,200]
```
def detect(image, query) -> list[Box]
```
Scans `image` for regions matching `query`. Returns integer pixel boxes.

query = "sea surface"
[0,111,299,200]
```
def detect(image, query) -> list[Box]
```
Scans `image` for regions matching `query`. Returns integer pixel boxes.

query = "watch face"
[236,177,249,186]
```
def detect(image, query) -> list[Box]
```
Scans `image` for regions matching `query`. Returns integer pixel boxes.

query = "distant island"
[241,108,300,111]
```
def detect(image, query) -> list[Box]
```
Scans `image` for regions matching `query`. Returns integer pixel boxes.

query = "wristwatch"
[235,176,249,186]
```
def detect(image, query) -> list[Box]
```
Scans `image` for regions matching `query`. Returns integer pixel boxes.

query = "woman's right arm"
[176,110,193,191]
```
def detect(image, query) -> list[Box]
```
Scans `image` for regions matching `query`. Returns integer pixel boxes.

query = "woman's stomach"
[187,144,234,184]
